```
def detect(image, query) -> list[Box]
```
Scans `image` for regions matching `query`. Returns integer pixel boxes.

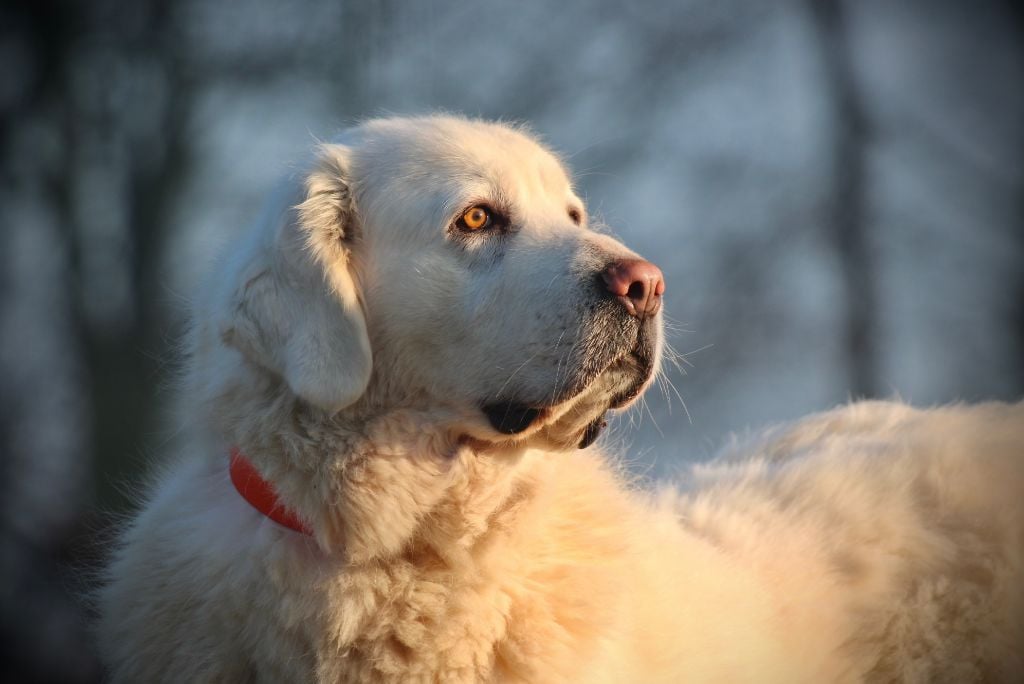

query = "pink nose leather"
[601,259,665,318]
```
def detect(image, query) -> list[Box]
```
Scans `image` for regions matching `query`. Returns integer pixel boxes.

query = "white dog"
[98,116,1024,683]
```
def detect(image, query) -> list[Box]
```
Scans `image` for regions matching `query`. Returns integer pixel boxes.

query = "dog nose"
[601,258,665,318]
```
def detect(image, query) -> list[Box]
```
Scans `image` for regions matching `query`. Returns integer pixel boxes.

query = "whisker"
[653,334,695,425]
[661,313,695,333]
[493,347,546,400]
[549,331,581,406]
[641,395,664,438]
[662,372,691,424]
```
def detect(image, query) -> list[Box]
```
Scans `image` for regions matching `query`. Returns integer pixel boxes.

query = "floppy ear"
[224,144,373,413]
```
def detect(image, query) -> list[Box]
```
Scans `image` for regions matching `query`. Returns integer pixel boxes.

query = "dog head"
[200,116,663,452]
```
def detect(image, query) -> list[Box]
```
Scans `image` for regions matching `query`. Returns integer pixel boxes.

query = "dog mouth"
[480,330,658,449]
[481,400,611,449]
[481,403,545,436]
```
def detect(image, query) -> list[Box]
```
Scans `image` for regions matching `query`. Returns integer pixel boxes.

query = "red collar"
[229,448,312,535]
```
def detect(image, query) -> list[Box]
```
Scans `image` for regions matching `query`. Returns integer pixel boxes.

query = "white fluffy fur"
[98,116,1024,683]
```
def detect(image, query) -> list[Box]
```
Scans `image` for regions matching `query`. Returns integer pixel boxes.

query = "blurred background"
[1,0,1022,680]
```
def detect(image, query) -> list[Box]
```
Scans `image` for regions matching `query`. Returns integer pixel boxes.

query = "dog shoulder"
[674,400,1024,680]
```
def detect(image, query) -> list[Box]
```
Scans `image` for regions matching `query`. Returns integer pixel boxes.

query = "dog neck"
[229,448,312,535]
[214,381,531,564]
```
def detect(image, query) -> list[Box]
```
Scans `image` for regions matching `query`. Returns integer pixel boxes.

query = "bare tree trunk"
[0,2,103,680]
[806,0,878,398]
[1004,0,1024,392]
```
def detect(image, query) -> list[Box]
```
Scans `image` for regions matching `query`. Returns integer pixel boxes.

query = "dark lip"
[608,348,655,408]
[577,414,608,449]
[481,403,544,434]
[606,327,658,407]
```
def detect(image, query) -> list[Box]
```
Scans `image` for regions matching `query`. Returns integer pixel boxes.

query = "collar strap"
[229,448,312,536]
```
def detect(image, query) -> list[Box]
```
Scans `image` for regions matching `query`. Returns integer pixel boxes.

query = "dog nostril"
[601,258,665,318]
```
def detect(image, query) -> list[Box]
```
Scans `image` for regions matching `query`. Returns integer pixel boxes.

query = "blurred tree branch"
[806,0,878,398]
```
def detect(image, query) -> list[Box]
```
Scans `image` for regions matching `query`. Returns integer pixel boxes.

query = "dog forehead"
[352,117,574,205]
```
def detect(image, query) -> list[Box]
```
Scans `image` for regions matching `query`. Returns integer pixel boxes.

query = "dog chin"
[476,351,656,450]
[471,401,607,451]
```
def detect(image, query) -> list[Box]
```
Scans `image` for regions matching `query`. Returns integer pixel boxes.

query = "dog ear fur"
[223,144,373,413]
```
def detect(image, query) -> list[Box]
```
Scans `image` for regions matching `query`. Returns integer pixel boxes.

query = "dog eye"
[568,207,582,225]
[458,205,493,231]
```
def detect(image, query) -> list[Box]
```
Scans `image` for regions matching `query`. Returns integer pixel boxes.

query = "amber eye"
[459,205,491,231]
